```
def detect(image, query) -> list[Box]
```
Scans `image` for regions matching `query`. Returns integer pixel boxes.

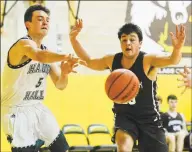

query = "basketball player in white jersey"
[1,5,85,152]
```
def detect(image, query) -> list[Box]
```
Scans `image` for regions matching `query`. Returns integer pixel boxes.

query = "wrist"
[173,45,182,50]
[63,55,70,61]
[61,71,68,76]
[70,37,77,42]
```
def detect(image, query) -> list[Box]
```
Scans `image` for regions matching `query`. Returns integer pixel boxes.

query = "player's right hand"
[169,24,186,50]
[69,19,83,40]
[66,54,87,66]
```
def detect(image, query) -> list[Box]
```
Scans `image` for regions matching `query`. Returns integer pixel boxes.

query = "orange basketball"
[105,69,140,104]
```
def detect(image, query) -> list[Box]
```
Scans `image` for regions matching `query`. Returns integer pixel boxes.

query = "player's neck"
[28,33,43,48]
[121,53,139,69]
[168,109,177,113]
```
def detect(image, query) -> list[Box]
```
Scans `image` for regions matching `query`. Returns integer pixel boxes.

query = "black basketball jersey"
[111,51,160,123]
[161,112,184,133]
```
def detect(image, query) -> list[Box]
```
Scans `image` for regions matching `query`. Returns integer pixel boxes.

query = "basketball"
[105,69,140,104]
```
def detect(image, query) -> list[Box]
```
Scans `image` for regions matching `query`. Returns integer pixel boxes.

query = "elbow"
[56,85,67,91]
[55,82,68,91]
[57,87,66,91]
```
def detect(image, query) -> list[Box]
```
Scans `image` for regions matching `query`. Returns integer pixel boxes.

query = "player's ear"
[139,41,142,48]
[25,21,31,30]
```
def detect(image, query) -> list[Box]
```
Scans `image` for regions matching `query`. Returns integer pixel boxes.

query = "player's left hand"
[177,66,191,94]
[61,55,87,74]
[61,60,78,74]
[67,54,87,66]
[170,24,186,50]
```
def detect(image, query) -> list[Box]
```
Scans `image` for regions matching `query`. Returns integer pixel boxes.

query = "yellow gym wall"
[44,74,191,129]
[45,74,191,131]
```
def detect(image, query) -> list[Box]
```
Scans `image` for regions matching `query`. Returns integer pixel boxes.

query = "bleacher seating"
[33,122,192,152]
[87,124,117,152]
[62,124,93,152]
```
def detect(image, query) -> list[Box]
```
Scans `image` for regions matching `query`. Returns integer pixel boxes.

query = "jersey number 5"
[36,77,44,88]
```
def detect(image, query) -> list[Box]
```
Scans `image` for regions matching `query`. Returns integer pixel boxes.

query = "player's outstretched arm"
[9,39,71,65]
[145,25,186,68]
[70,19,111,71]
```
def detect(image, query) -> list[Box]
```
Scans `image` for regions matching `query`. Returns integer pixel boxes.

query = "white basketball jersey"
[1,36,51,107]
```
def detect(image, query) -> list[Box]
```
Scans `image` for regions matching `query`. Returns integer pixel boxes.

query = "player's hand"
[177,66,191,94]
[69,19,83,40]
[170,24,186,50]
[61,60,78,74]
[61,55,87,74]
[66,54,87,66]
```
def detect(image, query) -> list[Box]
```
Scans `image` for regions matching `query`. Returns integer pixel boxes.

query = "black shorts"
[112,113,168,152]
[48,131,69,152]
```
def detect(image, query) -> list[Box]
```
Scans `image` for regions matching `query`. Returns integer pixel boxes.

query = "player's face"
[26,10,50,37]
[120,33,142,59]
[168,99,178,110]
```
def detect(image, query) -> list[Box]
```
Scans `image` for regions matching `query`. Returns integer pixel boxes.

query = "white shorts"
[165,130,189,137]
[1,103,60,148]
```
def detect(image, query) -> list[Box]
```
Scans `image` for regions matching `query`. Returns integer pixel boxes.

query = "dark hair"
[24,5,50,23]
[167,94,178,102]
[118,23,143,42]
[156,95,162,103]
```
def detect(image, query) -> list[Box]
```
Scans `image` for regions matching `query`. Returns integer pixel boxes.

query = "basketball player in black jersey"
[70,19,186,152]
[161,95,188,152]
